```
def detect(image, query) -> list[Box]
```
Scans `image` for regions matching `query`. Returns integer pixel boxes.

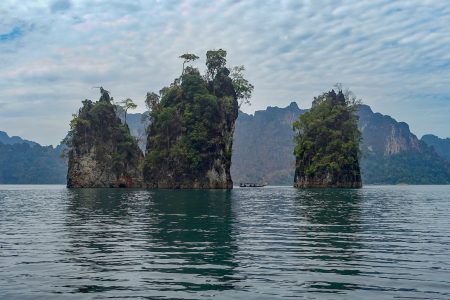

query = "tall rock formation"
[143,50,249,189]
[293,90,362,188]
[66,89,144,188]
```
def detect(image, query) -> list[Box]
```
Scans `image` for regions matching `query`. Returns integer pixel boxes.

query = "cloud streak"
[0,0,449,145]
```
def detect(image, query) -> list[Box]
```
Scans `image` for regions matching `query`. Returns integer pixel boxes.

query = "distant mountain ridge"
[118,112,149,151]
[0,133,66,184]
[421,134,450,163]
[232,103,450,185]
[1,104,449,184]
[0,131,37,146]
[358,105,421,155]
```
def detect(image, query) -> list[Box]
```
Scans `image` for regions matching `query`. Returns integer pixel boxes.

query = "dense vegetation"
[0,142,66,184]
[421,134,450,163]
[293,89,362,187]
[143,50,252,188]
[361,149,450,184]
[65,88,143,187]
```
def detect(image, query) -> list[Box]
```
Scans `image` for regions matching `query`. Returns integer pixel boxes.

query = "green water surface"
[1,185,449,299]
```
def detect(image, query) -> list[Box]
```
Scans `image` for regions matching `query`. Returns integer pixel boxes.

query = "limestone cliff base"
[67,151,143,188]
[145,162,233,189]
[294,174,362,189]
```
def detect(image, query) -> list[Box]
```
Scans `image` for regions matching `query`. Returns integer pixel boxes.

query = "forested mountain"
[358,105,450,184]
[0,141,66,184]
[421,134,450,163]
[66,89,144,188]
[232,103,450,185]
[293,90,362,188]
[143,50,247,189]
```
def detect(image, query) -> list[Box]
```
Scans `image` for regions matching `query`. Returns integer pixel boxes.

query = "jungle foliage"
[143,49,252,183]
[293,89,362,186]
[65,89,142,177]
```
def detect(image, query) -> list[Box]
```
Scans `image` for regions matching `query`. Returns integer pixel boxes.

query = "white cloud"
[0,0,449,145]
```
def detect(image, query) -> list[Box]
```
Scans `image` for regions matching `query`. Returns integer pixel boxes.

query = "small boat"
[239,182,266,188]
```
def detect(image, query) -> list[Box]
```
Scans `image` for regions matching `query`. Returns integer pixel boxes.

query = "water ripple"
[0,185,450,299]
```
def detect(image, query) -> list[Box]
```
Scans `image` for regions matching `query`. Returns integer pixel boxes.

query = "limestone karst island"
[65,50,362,189]
[3,2,450,299]
[66,50,251,188]
[293,89,362,188]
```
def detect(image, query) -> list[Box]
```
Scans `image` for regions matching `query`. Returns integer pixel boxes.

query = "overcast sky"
[1,0,450,146]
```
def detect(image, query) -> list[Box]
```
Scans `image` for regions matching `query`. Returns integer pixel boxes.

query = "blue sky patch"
[0,27,22,42]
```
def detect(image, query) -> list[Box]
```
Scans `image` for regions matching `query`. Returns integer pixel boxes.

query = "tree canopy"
[120,98,137,125]
[179,53,199,74]
[231,65,254,108]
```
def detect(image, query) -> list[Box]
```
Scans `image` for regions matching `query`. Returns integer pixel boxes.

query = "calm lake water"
[1,185,450,299]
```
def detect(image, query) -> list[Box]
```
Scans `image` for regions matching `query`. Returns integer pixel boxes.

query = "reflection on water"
[64,189,237,297]
[143,190,237,286]
[1,185,450,299]
[299,189,362,226]
[295,189,363,291]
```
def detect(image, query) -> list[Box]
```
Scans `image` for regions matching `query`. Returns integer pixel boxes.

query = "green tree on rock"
[231,65,254,108]
[179,53,199,75]
[120,98,137,125]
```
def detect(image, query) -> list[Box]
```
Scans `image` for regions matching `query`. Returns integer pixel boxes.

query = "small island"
[65,50,253,189]
[293,88,362,188]
[143,50,253,188]
[66,88,144,188]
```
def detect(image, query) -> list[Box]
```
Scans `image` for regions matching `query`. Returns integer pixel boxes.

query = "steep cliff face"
[358,105,421,155]
[232,102,304,184]
[143,51,244,189]
[358,105,450,184]
[67,90,144,188]
[293,90,362,188]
